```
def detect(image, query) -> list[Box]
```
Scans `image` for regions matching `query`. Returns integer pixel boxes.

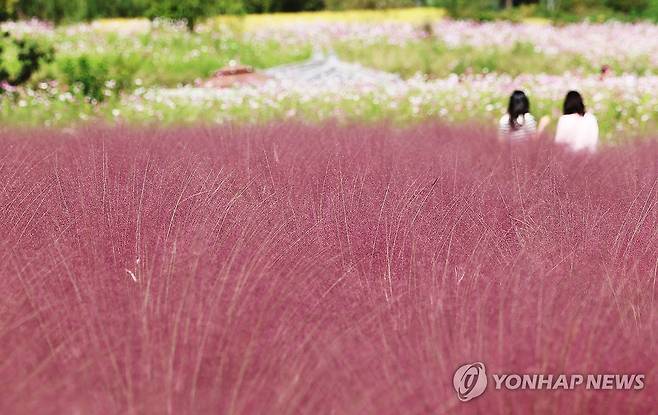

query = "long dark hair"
[507,90,530,130]
[563,90,586,116]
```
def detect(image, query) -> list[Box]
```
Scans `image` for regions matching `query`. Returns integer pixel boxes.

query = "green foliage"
[646,0,658,19]
[9,0,150,23]
[146,0,234,30]
[216,0,247,14]
[0,31,53,90]
[2,0,658,22]
[324,0,415,11]
[41,28,310,88]
[0,0,18,21]
[437,0,658,21]
[58,54,139,101]
[13,0,85,24]
[333,39,605,78]
[85,0,150,18]
[59,56,108,101]
[605,0,648,13]
[439,0,500,20]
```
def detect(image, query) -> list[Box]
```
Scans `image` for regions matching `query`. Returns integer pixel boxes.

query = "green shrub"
[13,0,86,24]
[0,31,54,90]
[605,0,648,12]
[58,54,139,101]
[440,0,500,20]
[80,0,149,19]
[59,56,107,102]
[215,0,246,14]
[146,0,224,30]
[324,0,415,10]
[438,0,655,21]
[12,0,151,23]
[645,0,658,19]
[0,0,18,21]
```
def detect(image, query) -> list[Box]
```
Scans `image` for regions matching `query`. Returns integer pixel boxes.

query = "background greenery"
[434,0,658,22]
[1,0,657,25]
[0,6,655,139]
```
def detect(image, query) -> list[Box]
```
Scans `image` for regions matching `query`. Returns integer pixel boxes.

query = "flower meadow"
[134,72,658,143]
[246,19,658,70]
[4,71,657,143]
[5,15,658,69]
[0,12,657,139]
[1,122,657,414]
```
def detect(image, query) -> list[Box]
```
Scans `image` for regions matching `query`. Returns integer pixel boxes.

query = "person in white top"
[555,91,599,152]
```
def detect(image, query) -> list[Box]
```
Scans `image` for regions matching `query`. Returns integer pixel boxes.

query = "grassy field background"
[0,8,656,140]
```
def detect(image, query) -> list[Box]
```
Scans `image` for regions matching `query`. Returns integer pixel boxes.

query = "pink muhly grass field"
[0,122,656,414]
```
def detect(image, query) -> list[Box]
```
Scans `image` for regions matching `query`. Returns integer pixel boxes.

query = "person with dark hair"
[498,90,540,141]
[555,91,599,152]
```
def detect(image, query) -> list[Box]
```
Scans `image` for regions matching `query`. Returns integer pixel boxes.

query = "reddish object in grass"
[0,122,656,414]
[203,64,270,88]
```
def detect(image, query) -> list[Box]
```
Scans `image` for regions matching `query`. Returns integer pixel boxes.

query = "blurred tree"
[0,0,18,21]
[243,0,325,12]
[13,0,85,24]
[1,0,656,22]
[605,0,648,12]
[324,0,415,10]
[647,0,658,18]
[0,31,54,90]
[146,0,216,31]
